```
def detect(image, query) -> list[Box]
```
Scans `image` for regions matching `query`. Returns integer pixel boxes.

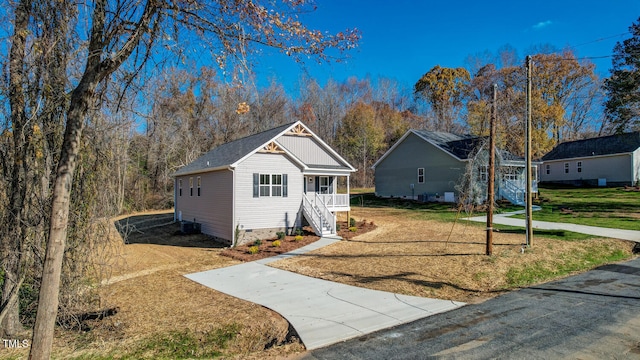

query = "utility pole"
[525,55,533,247]
[486,84,497,256]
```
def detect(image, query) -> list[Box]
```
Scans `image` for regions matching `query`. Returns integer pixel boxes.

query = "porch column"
[333,176,336,206]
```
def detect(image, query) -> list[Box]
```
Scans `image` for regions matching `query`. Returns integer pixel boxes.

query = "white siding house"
[173,121,355,245]
[540,132,640,187]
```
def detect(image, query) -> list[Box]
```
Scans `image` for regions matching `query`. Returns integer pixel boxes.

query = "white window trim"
[271,174,282,197]
[417,168,425,184]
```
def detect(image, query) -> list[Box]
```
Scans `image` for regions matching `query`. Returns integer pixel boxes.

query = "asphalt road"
[300,257,640,359]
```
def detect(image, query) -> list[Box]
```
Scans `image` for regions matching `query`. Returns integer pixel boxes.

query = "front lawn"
[515,185,640,230]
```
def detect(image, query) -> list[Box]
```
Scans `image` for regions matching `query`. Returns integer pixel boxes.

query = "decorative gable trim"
[286,123,312,137]
[259,141,286,154]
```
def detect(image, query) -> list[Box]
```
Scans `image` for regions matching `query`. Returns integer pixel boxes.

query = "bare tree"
[1,1,360,358]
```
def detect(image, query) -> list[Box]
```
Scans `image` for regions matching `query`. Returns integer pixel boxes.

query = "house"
[172,121,355,245]
[540,132,640,187]
[372,129,539,205]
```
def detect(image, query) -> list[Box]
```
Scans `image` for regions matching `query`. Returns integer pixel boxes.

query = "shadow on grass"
[114,213,225,249]
[328,270,506,295]
[343,238,518,246]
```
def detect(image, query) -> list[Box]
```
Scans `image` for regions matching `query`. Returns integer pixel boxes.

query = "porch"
[303,175,351,212]
[301,174,351,237]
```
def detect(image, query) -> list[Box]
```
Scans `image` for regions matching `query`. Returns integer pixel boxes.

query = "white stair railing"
[302,194,335,236]
[500,180,525,205]
[315,193,335,234]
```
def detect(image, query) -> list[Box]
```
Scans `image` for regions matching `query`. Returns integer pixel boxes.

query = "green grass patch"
[80,324,242,360]
[505,243,630,288]
[517,185,640,230]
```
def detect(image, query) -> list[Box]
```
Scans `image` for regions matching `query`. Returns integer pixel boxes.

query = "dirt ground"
[5,207,633,359]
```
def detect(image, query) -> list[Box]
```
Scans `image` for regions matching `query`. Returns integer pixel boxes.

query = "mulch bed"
[221,220,377,262]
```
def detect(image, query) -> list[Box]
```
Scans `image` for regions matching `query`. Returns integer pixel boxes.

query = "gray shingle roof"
[542,132,640,161]
[412,130,523,161]
[173,122,295,176]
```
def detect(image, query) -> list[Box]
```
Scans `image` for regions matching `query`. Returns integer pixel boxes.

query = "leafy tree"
[605,17,640,132]
[414,65,470,132]
[335,102,385,187]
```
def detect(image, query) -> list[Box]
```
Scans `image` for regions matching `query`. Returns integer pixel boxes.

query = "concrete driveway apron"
[185,238,464,350]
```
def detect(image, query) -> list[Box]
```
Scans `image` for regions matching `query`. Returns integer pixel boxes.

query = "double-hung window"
[178,179,183,196]
[564,162,569,174]
[259,174,271,196]
[546,164,550,175]
[479,166,488,182]
[417,168,425,183]
[255,173,288,198]
[189,177,193,196]
[577,161,582,173]
[197,176,201,196]
[271,174,282,196]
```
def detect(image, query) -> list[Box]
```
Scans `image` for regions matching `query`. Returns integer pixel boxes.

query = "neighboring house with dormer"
[540,132,640,187]
[173,121,355,245]
[372,129,539,205]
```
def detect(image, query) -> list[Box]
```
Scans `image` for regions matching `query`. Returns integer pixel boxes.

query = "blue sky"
[249,0,640,94]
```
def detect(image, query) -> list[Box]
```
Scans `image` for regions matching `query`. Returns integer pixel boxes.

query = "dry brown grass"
[39,211,304,359]
[4,207,633,359]
[270,207,635,303]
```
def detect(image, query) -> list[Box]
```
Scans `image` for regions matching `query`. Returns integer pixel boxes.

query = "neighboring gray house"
[372,129,538,205]
[540,132,640,187]
[173,121,355,245]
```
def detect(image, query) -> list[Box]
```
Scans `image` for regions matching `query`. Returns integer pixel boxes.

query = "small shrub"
[295,228,303,236]
[349,217,356,227]
[272,240,281,247]
[276,231,286,240]
[349,226,357,232]
[253,239,262,246]
[294,235,303,242]
[248,246,259,254]
[336,223,341,231]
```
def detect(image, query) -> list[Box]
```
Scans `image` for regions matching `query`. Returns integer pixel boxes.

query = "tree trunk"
[29,80,93,358]
[1,0,31,337]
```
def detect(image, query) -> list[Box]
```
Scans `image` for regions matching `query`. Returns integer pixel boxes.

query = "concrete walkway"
[466,213,640,242]
[185,238,464,350]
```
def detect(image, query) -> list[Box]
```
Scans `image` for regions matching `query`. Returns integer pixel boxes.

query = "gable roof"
[542,132,640,161]
[173,121,354,176]
[373,129,525,169]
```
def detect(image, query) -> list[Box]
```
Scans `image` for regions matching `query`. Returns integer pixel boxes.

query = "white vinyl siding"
[236,153,303,231]
[276,135,343,167]
[174,170,233,240]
